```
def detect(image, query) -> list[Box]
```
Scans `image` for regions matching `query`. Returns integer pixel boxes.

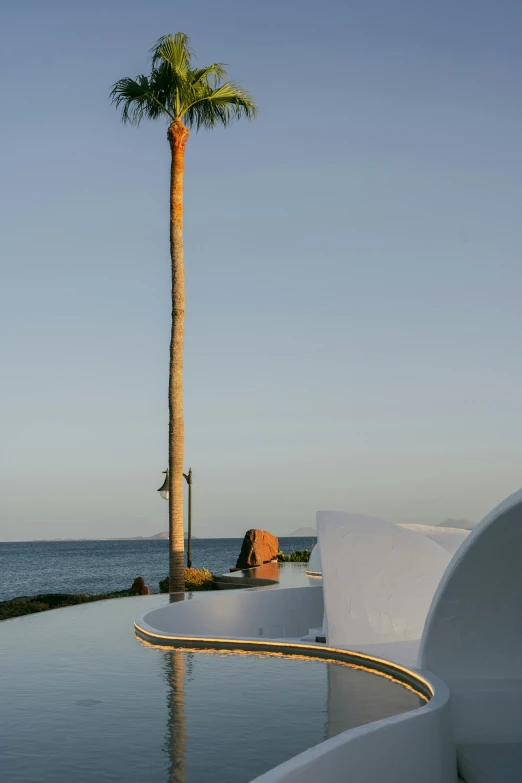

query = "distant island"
[126,532,199,540]
[28,532,196,542]
[436,518,475,530]
[285,527,316,537]
[32,529,315,542]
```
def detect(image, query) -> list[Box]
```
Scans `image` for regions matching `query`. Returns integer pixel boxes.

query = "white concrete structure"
[306,516,469,577]
[419,488,522,782]
[138,584,324,642]
[318,511,451,660]
[305,541,322,575]
[135,488,522,783]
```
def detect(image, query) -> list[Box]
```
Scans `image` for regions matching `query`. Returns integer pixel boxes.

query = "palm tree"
[111,34,257,592]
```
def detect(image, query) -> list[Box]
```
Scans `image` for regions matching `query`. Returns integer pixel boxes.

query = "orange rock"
[235,530,279,569]
[130,577,151,595]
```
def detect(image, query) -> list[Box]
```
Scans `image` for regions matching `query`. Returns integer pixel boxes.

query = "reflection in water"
[164,651,187,783]
[326,657,425,738]
[251,561,279,581]
[159,642,427,781]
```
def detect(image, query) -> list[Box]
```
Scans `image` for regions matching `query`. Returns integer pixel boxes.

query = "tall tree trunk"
[167,119,189,593]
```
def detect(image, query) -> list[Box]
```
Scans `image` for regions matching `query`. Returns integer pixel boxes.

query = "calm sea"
[0,537,315,602]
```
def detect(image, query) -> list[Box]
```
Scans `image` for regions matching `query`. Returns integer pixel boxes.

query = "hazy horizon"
[0,518,473,543]
[2,0,522,542]
[0,528,319,543]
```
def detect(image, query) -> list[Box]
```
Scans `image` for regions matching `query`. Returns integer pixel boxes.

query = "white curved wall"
[317,511,451,650]
[249,673,457,783]
[306,520,468,579]
[419,487,522,744]
[137,585,324,642]
[306,543,322,574]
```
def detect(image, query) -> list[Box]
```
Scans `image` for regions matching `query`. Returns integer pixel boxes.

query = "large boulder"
[235,529,279,569]
[130,577,151,595]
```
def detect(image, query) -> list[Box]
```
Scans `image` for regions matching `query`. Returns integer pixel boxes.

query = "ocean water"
[0,537,315,601]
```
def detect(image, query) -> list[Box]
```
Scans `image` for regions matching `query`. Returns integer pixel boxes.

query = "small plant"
[276,549,310,563]
[159,567,217,593]
[158,576,169,593]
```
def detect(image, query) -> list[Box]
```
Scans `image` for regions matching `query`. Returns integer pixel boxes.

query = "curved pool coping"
[134,594,456,783]
[134,621,433,702]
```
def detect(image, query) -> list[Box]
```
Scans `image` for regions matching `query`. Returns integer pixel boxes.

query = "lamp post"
[158,468,193,568]
[183,469,193,569]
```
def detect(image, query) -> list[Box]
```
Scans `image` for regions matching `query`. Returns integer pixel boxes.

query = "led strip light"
[134,622,433,701]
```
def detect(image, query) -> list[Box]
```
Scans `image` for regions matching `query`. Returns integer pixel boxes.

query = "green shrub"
[158,576,169,593]
[276,549,310,563]
[159,567,217,593]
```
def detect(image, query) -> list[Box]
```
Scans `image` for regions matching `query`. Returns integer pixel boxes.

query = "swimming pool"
[1,594,426,783]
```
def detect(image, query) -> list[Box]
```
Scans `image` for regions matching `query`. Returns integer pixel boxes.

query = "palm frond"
[148,33,196,117]
[151,33,192,74]
[148,62,189,118]
[191,63,228,87]
[110,74,173,124]
[182,81,258,130]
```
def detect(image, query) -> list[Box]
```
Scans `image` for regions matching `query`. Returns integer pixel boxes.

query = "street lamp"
[157,469,169,500]
[157,468,193,568]
[183,469,193,569]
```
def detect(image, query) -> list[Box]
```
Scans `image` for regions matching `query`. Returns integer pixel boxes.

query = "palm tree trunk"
[167,119,190,593]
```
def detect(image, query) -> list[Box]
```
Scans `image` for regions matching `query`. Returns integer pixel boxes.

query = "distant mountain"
[35,532,196,542]
[127,532,196,540]
[436,518,475,531]
[285,527,317,538]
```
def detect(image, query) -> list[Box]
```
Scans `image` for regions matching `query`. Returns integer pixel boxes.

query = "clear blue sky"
[1,0,522,540]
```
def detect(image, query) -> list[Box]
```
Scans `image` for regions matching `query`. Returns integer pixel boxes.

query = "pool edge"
[133,621,433,701]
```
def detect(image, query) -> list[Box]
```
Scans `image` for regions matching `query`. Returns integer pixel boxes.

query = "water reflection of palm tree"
[163,650,187,783]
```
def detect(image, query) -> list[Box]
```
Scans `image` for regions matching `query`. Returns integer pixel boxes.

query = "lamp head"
[157,469,169,500]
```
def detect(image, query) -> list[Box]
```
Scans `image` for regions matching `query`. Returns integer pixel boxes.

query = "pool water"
[1,595,425,783]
